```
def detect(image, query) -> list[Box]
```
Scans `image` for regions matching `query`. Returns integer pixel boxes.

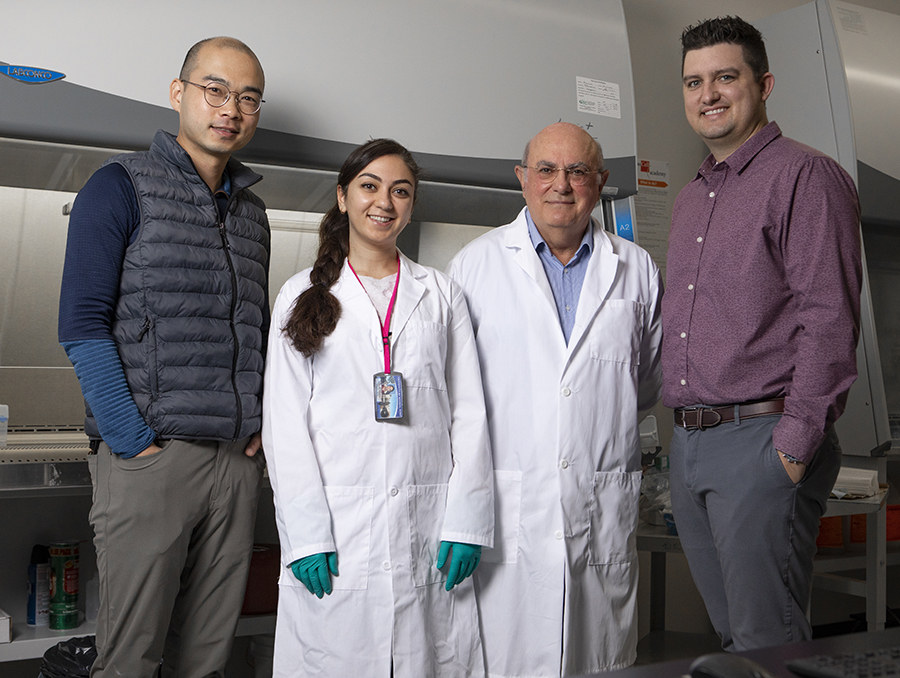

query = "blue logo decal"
[1,65,66,84]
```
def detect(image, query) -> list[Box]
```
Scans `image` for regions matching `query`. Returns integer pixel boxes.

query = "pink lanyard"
[348,256,401,373]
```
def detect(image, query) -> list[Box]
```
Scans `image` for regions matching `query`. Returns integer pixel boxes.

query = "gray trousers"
[669,415,841,652]
[87,438,264,678]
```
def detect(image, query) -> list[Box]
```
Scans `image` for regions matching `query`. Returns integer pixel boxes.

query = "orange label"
[638,178,668,188]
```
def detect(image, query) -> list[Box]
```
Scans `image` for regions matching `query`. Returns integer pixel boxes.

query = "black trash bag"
[39,635,97,678]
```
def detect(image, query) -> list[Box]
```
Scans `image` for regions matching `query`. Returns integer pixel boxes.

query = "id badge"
[374,372,404,421]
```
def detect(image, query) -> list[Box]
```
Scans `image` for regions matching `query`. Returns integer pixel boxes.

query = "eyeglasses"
[524,165,601,186]
[182,80,264,115]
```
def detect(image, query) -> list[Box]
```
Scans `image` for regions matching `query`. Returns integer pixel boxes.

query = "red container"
[849,505,900,543]
[241,543,280,616]
[816,516,843,548]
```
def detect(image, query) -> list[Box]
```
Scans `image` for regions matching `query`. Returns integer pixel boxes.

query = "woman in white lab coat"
[262,139,494,677]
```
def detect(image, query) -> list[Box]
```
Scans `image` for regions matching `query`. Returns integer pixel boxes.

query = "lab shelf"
[0,485,91,499]
[636,492,888,553]
[0,620,95,663]
[824,488,889,516]
[0,462,279,665]
[0,614,276,662]
[814,543,900,573]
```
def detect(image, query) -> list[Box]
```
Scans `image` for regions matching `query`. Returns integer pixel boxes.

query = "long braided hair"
[282,138,421,357]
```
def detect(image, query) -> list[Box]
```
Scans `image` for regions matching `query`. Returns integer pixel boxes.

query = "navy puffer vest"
[89,130,269,441]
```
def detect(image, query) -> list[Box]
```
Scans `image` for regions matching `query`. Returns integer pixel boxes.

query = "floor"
[635,630,723,665]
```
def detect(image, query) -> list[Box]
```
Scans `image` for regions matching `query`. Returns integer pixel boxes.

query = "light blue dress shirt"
[525,209,593,345]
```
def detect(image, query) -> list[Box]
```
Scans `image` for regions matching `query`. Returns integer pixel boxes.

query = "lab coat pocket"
[481,470,522,564]
[589,299,642,366]
[407,484,449,587]
[324,486,374,591]
[397,321,448,390]
[588,471,641,565]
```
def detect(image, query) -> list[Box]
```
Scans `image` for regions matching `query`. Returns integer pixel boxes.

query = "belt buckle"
[696,406,722,431]
[678,406,701,430]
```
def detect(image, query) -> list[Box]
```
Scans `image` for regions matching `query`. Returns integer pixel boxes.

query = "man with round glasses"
[59,37,269,677]
[180,79,264,115]
[448,122,663,675]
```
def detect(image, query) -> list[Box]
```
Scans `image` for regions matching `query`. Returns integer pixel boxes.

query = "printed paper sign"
[576,77,620,119]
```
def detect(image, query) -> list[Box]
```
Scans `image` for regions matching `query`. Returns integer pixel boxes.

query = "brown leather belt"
[674,398,785,431]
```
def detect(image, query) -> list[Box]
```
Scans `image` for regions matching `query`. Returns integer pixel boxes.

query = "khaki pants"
[88,438,264,678]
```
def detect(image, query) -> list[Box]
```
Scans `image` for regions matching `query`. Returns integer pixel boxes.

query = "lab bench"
[637,481,898,639]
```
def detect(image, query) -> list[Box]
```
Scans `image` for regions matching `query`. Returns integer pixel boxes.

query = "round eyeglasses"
[524,165,600,187]
[182,80,264,115]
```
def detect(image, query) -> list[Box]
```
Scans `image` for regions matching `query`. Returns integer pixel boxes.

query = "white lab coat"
[447,209,662,677]
[263,252,494,678]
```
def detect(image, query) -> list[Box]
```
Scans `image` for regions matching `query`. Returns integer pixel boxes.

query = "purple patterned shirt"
[661,122,862,463]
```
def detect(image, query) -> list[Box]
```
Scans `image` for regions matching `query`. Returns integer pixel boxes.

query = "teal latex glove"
[436,541,482,592]
[290,552,338,598]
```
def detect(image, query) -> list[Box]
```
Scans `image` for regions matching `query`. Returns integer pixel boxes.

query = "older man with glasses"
[448,122,663,676]
[59,37,269,677]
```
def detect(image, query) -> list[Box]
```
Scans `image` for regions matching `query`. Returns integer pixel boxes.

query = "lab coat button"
[390,487,399,496]
[382,561,391,571]
[555,530,563,540]
[560,459,569,469]
[561,387,572,397]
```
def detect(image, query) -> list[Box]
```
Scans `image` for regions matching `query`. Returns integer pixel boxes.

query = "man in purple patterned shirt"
[661,16,862,651]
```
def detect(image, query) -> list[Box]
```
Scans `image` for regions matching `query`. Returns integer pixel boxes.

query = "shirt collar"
[215,168,232,198]
[697,121,783,178]
[525,208,593,261]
